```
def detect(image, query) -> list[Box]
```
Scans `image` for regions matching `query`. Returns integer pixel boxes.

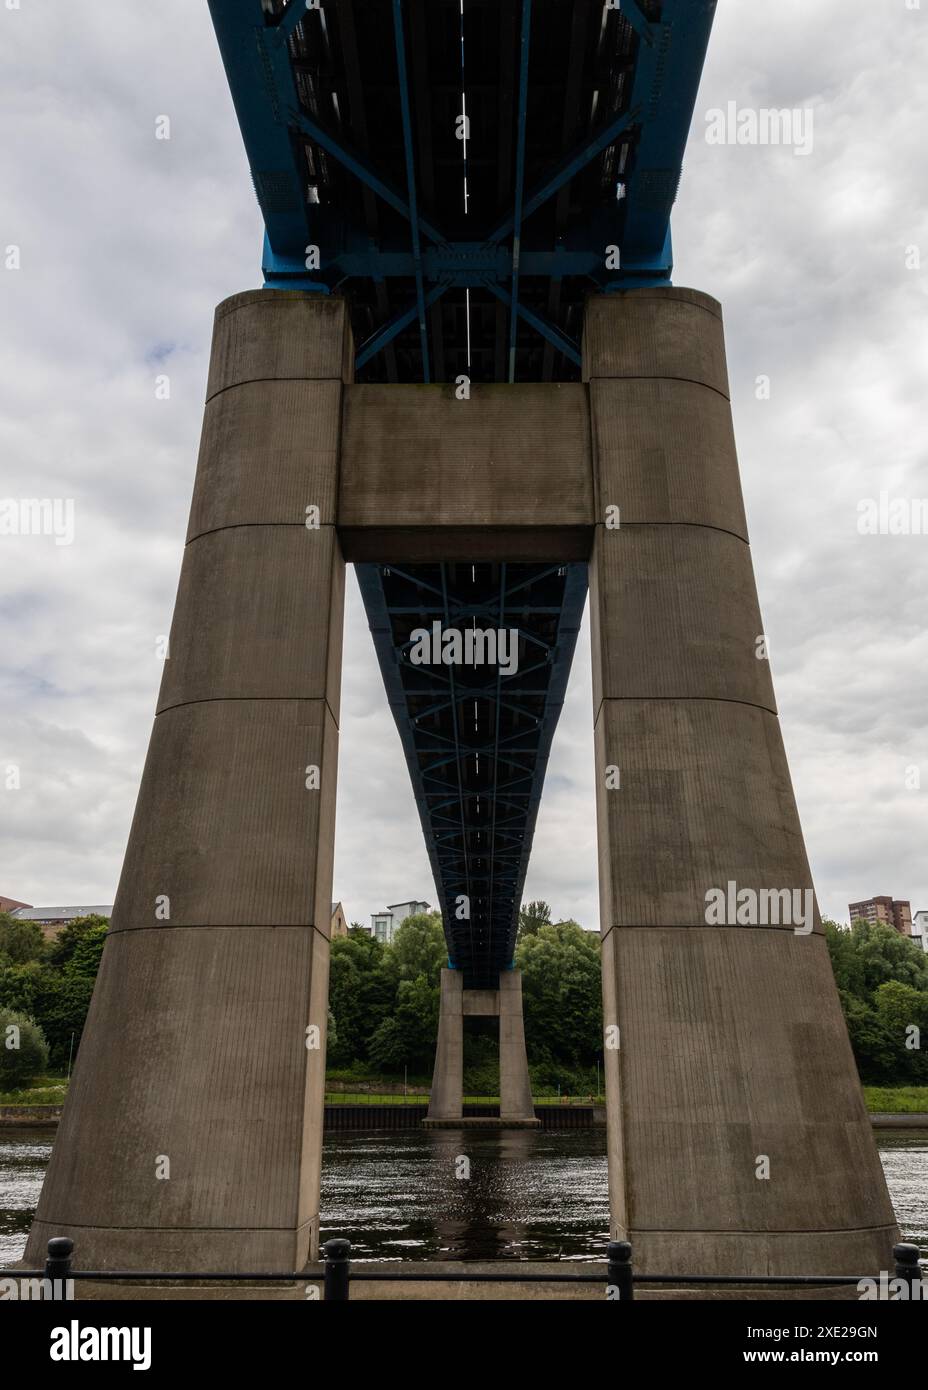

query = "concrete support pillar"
[426,968,536,1123]
[499,971,535,1122]
[585,289,898,1278]
[427,969,464,1121]
[25,291,352,1274]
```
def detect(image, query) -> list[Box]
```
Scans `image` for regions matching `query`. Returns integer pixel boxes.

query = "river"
[2,1128,926,1267]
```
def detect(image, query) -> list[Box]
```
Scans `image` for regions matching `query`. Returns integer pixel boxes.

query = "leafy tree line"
[825,918,928,1084]
[2,904,925,1094]
[0,913,108,1084]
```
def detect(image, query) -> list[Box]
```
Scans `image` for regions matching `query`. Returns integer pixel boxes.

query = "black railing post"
[893,1243,923,1300]
[323,1237,351,1301]
[607,1240,634,1301]
[44,1237,73,1300]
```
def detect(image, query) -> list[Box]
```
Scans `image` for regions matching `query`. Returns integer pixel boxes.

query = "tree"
[367,1016,406,1072]
[65,923,107,983]
[847,918,928,994]
[826,919,928,1084]
[391,912,446,986]
[368,974,439,1072]
[0,914,46,966]
[0,1008,49,1087]
[46,914,108,969]
[0,922,109,1072]
[517,900,552,941]
[516,920,601,1070]
[327,931,396,1066]
[873,981,928,1083]
[839,992,898,1085]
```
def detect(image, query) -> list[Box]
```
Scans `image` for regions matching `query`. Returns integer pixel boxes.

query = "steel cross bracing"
[207,1,714,980]
[357,561,586,986]
[208,0,716,384]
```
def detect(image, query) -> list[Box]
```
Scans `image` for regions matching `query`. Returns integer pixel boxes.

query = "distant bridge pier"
[425,968,538,1127]
[586,289,898,1278]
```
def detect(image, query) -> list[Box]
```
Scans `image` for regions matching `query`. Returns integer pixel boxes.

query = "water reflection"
[877,1131,928,1248]
[0,1130,56,1266]
[3,1126,926,1266]
[322,1128,609,1261]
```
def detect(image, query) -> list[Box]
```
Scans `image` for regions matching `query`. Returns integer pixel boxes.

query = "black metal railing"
[0,1237,924,1302]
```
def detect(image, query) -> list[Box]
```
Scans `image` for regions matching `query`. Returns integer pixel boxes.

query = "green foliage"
[862,1086,928,1114]
[368,974,439,1072]
[0,913,47,966]
[825,919,928,1084]
[515,920,602,1068]
[0,1008,50,1085]
[463,1028,499,1094]
[0,919,108,1070]
[328,904,604,1083]
[327,931,396,1067]
[46,915,109,970]
[0,1082,68,1105]
[517,900,552,941]
[391,912,446,987]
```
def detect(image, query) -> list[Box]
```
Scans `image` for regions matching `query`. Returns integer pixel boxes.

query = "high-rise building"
[912,909,928,954]
[848,895,913,937]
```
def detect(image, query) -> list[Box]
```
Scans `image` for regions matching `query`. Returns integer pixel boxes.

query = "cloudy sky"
[1,0,926,932]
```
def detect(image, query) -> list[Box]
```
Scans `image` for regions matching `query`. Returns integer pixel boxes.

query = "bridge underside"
[209,0,717,381]
[358,559,586,986]
[205,0,718,977]
[22,0,901,1289]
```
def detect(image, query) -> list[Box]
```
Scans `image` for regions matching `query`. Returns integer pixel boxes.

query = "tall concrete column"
[585,289,898,1278]
[499,971,534,1122]
[427,968,464,1121]
[25,291,351,1274]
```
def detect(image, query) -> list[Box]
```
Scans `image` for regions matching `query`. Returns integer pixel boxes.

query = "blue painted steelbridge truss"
[207,0,716,982]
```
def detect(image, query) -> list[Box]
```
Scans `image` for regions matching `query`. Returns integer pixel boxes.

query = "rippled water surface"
[2,1127,926,1265]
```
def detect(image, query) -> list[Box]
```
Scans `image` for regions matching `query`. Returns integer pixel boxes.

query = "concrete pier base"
[426,968,538,1125]
[585,289,898,1278]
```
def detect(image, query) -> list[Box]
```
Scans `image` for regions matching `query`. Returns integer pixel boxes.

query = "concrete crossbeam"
[338,382,594,561]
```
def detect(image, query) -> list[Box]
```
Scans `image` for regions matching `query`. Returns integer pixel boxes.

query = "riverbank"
[3,1103,927,1132]
[4,1084,928,1132]
[0,1105,62,1129]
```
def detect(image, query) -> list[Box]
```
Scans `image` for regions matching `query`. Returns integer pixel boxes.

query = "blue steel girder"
[619,0,718,276]
[207,0,718,377]
[356,559,587,988]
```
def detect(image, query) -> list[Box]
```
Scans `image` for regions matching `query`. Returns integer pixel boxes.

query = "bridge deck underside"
[357,559,587,986]
[207,0,715,976]
[269,0,641,382]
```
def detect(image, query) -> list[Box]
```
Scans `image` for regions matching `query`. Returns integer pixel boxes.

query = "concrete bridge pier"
[586,289,898,1279]
[24,292,351,1274]
[425,968,538,1126]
